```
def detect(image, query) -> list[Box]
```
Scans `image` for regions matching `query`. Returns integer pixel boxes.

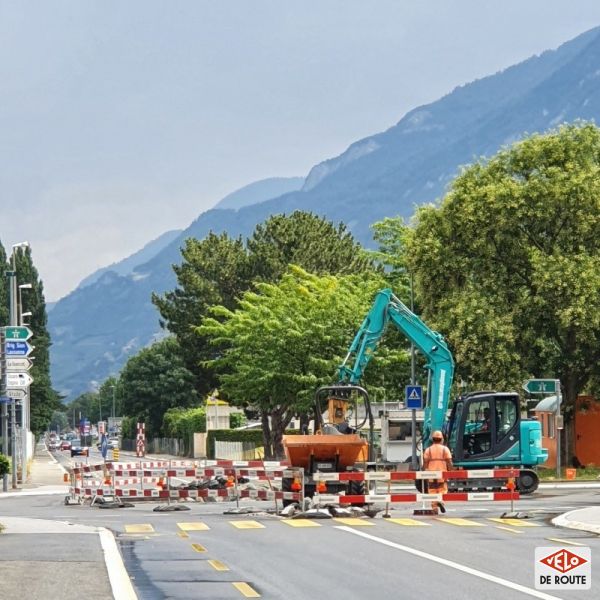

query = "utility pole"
[410,273,418,471]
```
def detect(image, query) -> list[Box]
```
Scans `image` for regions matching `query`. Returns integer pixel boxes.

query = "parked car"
[70,446,89,458]
[59,440,72,451]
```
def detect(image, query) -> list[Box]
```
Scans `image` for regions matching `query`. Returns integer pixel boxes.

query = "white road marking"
[336,526,563,600]
[99,527,138,600]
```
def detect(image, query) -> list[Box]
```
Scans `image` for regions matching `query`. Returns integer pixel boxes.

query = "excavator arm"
[337,288,454,446]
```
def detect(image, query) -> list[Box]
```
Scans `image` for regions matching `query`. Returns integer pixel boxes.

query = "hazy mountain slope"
[214,177,304,210]
[76,229,182,291]
[49,26,600,399]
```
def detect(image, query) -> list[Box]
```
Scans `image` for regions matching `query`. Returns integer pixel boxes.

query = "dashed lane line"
[545,537,587,546]
[208,559,230,571]
[387,518,432,527]
[494,525,523,534]
[191,543,207,553]
[177,531,189,539]
[124,524,155,534]
[488,518,540,527]
[333,518,374,527]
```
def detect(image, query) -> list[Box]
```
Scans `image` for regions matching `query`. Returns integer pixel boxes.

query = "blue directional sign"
[5,340,33,356]
[405,384,423,409]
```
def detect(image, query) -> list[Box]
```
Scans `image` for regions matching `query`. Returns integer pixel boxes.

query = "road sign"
[100,434,108,459]
[3,326,32,341]
[5,340,33,357]
[5,388,26,400]
[6,372,33,387]
[405,384,423,409]
[523,379,557,394]
[0,397,11,403]
[5,357,33,372]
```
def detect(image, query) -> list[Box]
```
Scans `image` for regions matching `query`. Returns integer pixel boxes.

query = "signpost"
[522,379,557,394]
[4,326,33,341]
[523,377,562,479]
[6,373,33,388]
[5,358,33,372]
[5,341,33,357]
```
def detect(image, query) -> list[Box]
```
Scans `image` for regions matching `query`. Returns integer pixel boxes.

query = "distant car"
[70,446,89,458]
[48,441,59,451]
[59,440,72,451]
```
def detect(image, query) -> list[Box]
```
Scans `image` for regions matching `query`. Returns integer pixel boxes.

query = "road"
[2,451,599,600]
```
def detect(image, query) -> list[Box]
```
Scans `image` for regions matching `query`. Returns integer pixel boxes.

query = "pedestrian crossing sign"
[405,385,423,409]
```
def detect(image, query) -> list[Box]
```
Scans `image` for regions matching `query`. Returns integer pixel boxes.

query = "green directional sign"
[3,326,32,341]
[523,378,557,394]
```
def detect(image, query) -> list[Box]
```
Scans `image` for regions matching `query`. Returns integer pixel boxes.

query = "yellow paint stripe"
[495,525,523,534]
[333,518,374,526]
[546,537,586,546]
[177,531,189,539]
[191,543,207,553]
[177,521,210,531]
[436,518,486,527]
[388,518,432,527]
[229,520,265,529]
[281,519,322,528]
[208,559,230,571]
[124,524,155,533]
[232,582,261,598]
[488,518,540,527]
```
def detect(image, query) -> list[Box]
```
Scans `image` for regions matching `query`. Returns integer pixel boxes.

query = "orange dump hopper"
[283,434,368,471]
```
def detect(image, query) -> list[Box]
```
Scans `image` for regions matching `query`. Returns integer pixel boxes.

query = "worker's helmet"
[431,430,444,442]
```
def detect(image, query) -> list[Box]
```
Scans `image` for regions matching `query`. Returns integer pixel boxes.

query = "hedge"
[0,454,9,477]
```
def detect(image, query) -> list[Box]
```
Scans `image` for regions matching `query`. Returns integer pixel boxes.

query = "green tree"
[406,123,600,407]
[118,337,200,437]
[199,267,385,458]
[153,212,375,398]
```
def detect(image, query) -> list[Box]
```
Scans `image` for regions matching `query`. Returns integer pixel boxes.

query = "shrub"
[0,453,10,477]
[163,407,206,439]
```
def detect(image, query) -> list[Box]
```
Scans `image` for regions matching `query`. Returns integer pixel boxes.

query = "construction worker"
[423,430,453,513]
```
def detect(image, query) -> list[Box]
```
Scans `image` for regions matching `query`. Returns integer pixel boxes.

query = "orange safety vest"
[424,443,451,478]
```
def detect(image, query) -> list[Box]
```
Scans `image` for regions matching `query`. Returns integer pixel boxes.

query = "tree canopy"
[405,123,600,404]
[199,267,388,457]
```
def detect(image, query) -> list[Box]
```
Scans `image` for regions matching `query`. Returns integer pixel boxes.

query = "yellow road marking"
[229,520,265,529]
[232,582,261,598]
[494,525,523,534]
[546,537,586,546]
[436,518,486,527]
[124,524,155,533]
[191,543,207,553]
[208,559,230,571]
[388,518,432,527]
[177,522,210,531]
[177,531,189,539]
[488,518,540,527]
[333,518,374,526]
[281,519,322,527]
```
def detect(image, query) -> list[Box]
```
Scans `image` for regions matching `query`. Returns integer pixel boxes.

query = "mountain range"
[49,26,600,399]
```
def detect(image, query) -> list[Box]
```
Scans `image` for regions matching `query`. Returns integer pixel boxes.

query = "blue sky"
[3,1,600,300]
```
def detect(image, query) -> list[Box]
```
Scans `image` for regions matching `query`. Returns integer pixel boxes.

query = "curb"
[99,528,138,600]
[552,510,600,536]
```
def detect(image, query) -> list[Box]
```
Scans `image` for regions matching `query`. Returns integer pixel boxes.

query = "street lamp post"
[6,242,29,488]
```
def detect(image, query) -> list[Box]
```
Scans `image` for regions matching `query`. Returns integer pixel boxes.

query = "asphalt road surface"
[1,481,598,600]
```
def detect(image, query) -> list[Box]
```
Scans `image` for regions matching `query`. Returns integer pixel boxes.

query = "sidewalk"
[0,443,137,600]
[552,507,600,536]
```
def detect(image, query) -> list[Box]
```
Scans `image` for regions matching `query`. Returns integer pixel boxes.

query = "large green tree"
[406,123,600,410]
[152,212,376,398]
[118,337,200,437]
[199,267,388,458]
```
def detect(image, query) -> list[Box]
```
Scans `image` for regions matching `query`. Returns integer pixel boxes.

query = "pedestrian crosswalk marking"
[333,518,374,526]
[487,518,540,527]
[233,582,261,597]
[388,518,432,527]
[125,524,155,533]
[208,559,230,571]
[229,520,265,529]
[177,522,210,531]
[281,519,322,527]
[436,518,486,527]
